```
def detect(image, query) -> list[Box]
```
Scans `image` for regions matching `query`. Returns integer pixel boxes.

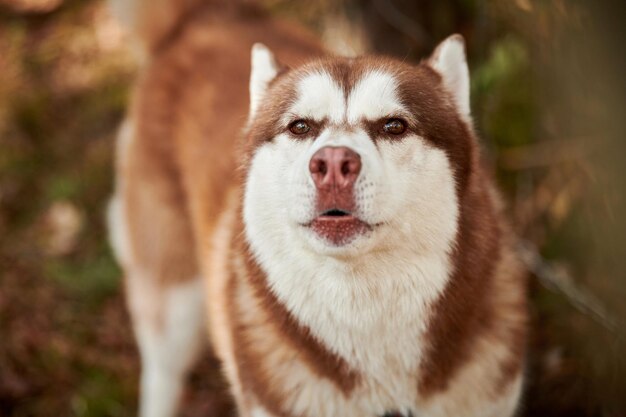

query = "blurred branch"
[518,240,623,338]
[498,138,589,170]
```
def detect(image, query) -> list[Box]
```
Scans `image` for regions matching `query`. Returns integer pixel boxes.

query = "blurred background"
[0,0,625,416]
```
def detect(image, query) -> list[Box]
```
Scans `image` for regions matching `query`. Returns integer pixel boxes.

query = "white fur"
[249,43,280,119]
[287,70,346,123]
[243,68,462,415]
[347,70,409,122]
[107,195,131,268]
[285,69,411,126]
[127,276,205,417]
[429,35,471,120]
[107,120,134,268]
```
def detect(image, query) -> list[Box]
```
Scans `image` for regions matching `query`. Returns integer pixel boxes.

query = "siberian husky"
[108,1,528,416]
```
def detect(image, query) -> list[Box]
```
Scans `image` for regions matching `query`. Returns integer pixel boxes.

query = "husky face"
[244,38,473,261]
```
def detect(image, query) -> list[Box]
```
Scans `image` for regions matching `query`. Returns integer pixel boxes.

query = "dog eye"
[289,120,310,135]
[383,119,406,135]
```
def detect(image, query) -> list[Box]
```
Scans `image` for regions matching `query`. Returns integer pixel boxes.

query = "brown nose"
[309,146,361,190]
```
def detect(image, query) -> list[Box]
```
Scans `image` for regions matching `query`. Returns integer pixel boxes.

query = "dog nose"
[309,146,361,190]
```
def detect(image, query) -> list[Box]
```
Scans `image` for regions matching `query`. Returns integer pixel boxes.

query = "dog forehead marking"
[347,70,405,123]
[288,67,406,125]
[290,71,345,123]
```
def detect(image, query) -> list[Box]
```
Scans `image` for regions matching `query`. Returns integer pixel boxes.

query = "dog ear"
[249,43,282,119]
[427,34,470,119]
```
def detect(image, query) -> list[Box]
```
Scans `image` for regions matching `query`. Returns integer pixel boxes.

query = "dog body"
[108,2,527,417]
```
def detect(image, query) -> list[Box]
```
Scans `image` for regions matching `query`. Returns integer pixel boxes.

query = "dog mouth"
[320,208,351,217]
[306,208,372,246]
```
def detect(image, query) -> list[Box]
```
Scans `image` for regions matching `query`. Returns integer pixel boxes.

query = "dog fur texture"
[108,1,528,417]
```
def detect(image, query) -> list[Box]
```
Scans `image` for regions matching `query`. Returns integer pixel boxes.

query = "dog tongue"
[310,216,369,246]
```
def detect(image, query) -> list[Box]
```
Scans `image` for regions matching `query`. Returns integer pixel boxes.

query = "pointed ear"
[249,43,281,119]
[428,34,470,119]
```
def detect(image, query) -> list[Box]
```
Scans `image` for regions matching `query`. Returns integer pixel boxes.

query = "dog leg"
[107,116,206,416]
[126,275,205,417]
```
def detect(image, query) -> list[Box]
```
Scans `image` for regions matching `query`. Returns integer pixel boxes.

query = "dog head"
[243,36,475,261]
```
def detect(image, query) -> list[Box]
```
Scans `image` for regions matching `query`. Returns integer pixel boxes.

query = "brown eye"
[289,120,310,135]
[383,118,406,135]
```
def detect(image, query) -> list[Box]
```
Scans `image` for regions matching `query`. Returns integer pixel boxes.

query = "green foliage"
[45,248,121,306]
[70,369,129,417]
[473,35,534,148]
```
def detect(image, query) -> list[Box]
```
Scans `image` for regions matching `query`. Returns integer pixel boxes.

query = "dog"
[107,1,528,416]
